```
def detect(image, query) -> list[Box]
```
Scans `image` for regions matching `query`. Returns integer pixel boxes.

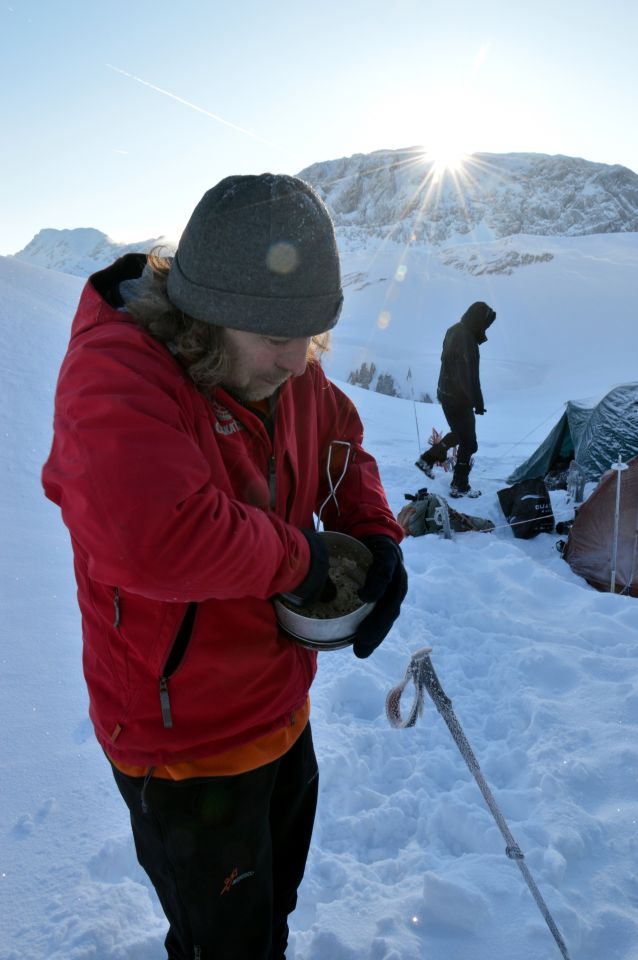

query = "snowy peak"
[13,227,163,278]
[298,148,638,245]
[13,150,638,278]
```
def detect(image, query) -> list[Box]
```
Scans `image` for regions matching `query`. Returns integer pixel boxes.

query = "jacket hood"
[461,301,496,344]
[70,254,147,340]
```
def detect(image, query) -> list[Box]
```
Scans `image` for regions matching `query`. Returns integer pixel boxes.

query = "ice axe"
[387,646,572,960]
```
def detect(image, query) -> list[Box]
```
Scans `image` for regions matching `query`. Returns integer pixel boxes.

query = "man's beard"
[230,375,289,402]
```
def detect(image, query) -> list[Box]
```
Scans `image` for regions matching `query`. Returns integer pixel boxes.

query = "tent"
[508,383,638,484]
[562,455,638,597]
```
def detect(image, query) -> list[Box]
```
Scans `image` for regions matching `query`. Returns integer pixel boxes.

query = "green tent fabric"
[508,383,638,484]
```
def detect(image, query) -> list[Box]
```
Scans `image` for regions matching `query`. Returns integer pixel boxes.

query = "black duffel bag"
[497,478,555,539]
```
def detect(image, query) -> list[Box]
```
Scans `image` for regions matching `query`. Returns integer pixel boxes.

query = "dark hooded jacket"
[436,301,496,411]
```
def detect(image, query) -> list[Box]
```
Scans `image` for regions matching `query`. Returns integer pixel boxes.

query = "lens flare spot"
[377,311,391,329]
[395,264,408,282]
[267,242,299,274]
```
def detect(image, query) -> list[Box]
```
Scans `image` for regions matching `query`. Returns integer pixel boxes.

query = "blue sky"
[1,0,637,254]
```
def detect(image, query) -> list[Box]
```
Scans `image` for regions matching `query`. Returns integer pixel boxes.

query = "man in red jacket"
[42,173,407,960]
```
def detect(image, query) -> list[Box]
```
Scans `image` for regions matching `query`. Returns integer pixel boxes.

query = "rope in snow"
[417,403,567,469]
[403,498,580,537]
[387,647,572,960]
[497,403,567,462]
[471,509,578,537]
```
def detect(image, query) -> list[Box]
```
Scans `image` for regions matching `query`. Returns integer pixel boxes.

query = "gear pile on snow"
[397,488,494,537]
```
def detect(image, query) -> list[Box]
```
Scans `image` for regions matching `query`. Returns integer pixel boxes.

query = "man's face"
[222,328,311,401]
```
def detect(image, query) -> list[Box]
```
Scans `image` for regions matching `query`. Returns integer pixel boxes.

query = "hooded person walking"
[416,301,496,497]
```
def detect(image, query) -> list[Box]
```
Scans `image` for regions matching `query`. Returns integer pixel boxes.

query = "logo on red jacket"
[212,401,243,436]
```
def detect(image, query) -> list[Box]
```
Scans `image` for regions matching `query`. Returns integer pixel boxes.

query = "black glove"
[353,535,408,659]
[279,530,336,607]
[475,407,486,416]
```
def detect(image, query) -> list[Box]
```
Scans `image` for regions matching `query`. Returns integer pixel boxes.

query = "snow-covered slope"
[2,254,638,960]
[324,231,638,404]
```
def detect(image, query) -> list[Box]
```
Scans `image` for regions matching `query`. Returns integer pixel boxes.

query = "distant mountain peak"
[13,228,165,278]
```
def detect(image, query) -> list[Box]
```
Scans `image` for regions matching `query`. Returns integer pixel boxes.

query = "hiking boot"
[450,460,478,498]
[450,484,482,499]
[415,457,435,479]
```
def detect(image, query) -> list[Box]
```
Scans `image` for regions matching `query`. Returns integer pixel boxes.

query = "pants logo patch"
[220,866,256,895]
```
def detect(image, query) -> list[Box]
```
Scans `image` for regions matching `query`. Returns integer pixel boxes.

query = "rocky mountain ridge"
[298,148,638,246]
[11,149,638,278]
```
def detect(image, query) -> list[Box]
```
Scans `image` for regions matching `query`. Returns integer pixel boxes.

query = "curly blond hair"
[124,250,330,393]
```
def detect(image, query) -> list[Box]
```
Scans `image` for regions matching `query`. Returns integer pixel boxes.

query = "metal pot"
[274,531,375,651]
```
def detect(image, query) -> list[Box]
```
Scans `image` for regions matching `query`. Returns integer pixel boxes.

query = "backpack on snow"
[397,488,494,537]
[497,478,555,539]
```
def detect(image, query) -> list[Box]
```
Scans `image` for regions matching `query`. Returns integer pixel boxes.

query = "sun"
[422,145,469,178]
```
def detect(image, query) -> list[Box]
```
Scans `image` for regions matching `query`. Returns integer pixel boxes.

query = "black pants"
[111,724,318,960]
[440,398,478,467]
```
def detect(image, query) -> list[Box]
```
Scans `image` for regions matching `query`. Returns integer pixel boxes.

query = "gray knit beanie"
[166,173,343,337]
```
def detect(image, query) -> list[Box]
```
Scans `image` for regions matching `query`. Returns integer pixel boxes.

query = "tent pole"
[610,456,628,593]
[412,397,422,455]
[406,368,422,454]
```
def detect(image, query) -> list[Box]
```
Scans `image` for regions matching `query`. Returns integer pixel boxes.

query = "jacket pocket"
[158,602,198,729]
